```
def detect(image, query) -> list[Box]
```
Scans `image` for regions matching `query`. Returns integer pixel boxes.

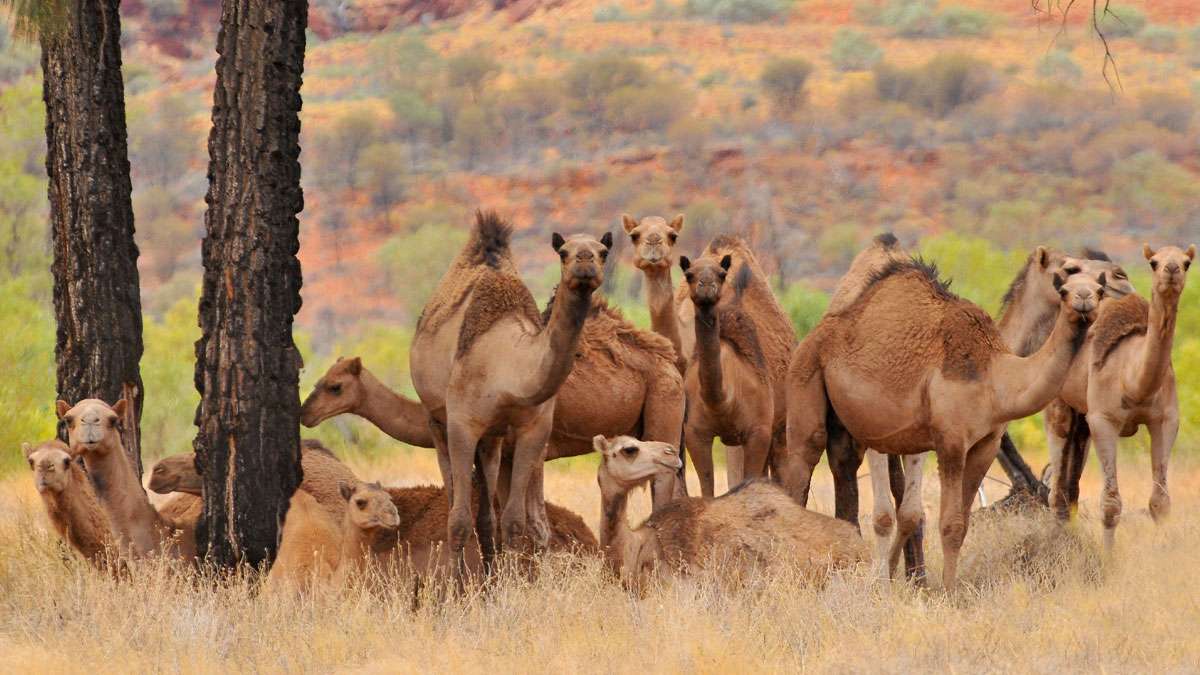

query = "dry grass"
[3,448,1199,673]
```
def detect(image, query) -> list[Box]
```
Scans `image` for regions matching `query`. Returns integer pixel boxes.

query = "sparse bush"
[779,283,829,337]
[685,0,790,24]
[936,5,993,37]
[830,28,884,72]
[593,4,631,22]
[143,0,185,21]
[667,117,711,165]
[1097,5,1146,38]
[874,54,995,118]
[1036,49,1082,82]
[445,54,500,100]
[1139,90,1192,134]
[1188,26,1200,67]
[564,54,650,128]
[760,57,813,118]
[606,81,691,133]
[1137,25,1179,53]
[358,143,407,221]
[880,0,940,38]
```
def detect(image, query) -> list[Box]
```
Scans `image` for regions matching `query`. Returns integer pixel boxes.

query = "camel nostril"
[1166,263,1181,274]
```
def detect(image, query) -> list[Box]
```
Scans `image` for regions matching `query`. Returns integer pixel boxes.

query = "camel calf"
[23,440,118,568]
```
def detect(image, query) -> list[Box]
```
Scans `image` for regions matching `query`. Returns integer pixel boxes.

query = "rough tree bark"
[41,0,145,475]
[193,0,307,569]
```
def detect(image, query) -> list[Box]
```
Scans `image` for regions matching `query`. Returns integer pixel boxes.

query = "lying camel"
[594,435,866,591]
[1053,244,1194,547]
[786,260,1102,586]
[333,480,402,583]
[266,489,344,591]
[23,440,117,568]
[57,398,177,558]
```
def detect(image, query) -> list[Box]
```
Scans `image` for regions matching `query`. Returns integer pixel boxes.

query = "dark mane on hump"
[706,233,745,254]
[1081,247,1111,262]
[873,232,899,250]
[467,209,514,269]
[1000,256,1032,311]
[732,260,753,297]
[865,257,957,302]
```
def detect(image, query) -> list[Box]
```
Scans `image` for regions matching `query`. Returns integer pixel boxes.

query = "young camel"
[333,481,403,583]
[57,398,175,558]
[23,440,118,568]
[594,435,866,591]
[1053,244,1194,547]
[410,210,608,574]
[786,260,1103,586]
[679,254,779,497]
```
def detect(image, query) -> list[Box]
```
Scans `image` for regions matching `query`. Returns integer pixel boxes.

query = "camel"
[266,489,344,591]
[334,480,403,582]
[786,260,1103,586]
[622,214,687,374]
[301,358,435,448]
[409,210,608,573]
[23,440,118,568]
[1051,244,1194,548]
[57,398,176,558]
[594,435,866,591]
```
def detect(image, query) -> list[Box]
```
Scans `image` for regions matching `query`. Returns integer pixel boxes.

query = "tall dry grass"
[2,448,1199,673]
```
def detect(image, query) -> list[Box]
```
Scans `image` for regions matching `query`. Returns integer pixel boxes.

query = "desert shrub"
[1036,49,1082,82]
[817,223,861,268]
[667,117,711,166]
[1137,25,1178,53]
[593,4,631,22]
[684,0,790,24]
[1097,5,1146,38]
[564,54,650,128]
[1139,90,1192,134]
[778,283,830,338]
[681,199,730,250]
[0,276,55,475]
[937,5,993,37]
[830,29,884,72]
[1070,120,1179,177]
[358,143,407,219]
[879,0,940,38]
[445,54,500,99]
[606,81,691,133]
[377,210,470,313]
[1107,150,1200,236]
[143,0,185,21]
[874,54,995,118]
[1188,26,1200,67]
[760,57,813,118]
[451,104,497,168]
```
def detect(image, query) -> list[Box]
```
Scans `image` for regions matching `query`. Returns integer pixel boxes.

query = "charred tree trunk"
[41,0,144,475]
[193,0,307,569]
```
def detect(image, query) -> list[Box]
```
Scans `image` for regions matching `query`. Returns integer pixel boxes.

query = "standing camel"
[786,260,1102,586]
[1052,244,1193,547]
[409,210,607,576]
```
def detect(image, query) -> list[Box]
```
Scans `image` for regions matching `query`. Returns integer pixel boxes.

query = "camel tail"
[469,210,514,269]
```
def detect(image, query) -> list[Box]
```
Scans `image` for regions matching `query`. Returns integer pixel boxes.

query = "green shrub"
[760,57,813,118]
[685,0,790,24]
[1097,5,1146,38]
[564,54,650,126]
[778,283,830,338]
[605,81,690,133]
[593,4,631,22]
[880,0,940,38]
[937,5,993,37]
[830,28,884,72]
[1137,25,1178,53]
[874,54,995,117]
[1036,49,1082,82]
[0,275,56,476]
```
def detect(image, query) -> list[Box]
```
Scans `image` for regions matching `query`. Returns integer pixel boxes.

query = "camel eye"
[621,446,638,457]
[599,249,608,261]
[64,416,74,426]
[630,233,640,243]
[328,384,342,394]
[1185,260,1191,271]
[62,458,71,471]
[559,249,568,261]
[1063,266,1080,275]
[667,232,677,243]
[1150,260,1159,271]
[27,459,33,469]
[355,499,367,509]
[685,272,694,283]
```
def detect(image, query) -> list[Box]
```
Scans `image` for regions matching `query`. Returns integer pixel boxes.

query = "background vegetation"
[1,0,1199,476]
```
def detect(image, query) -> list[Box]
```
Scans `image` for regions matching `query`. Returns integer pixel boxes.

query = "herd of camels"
[23,210,1194,592]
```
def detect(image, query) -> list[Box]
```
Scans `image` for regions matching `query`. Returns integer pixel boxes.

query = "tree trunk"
[41,0,144,476]
[193,0,307,569]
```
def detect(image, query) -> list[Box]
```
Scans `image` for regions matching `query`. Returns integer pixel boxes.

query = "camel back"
[828,233,908,315]
[541,292,676,372]
[1091,293,1149,369]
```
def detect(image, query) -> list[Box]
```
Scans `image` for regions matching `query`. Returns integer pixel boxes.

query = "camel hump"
[873,232,899,249]
[456,272,541,358]
[545,501,599,553]
[1091,293,1150,369]
[468,210,514,269]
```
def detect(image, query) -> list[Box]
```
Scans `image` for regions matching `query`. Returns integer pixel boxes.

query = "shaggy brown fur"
[25,440,118,567]
[155,493,201,560]
[457,271,541,358]
[541,292,677,371]
[266,489,343,592]
[1091,293,1150,370]
[704,305,768,379]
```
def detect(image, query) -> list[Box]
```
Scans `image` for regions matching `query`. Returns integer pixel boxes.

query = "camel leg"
[1087,414,1122,551]
[429,417,452,503]
[725,446,744,490]
[1063,411,1091,514]
[474,438,502,572]
[959,435,1002,553]
[1147,412,1178,523]
[526,459,551,547]
[827,413,862,525]
[783,362,828,507]
[867,450,897,579]
[892,454,926,583]
[1045,405,1071,520]
[742,428,772,482]
[445,418,483,583]
[935,444,967,588]
[502,410,553,555]
[685,426,716,499]
[643,383,688,508]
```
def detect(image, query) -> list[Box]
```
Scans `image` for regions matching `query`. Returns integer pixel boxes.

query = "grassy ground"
[1,446,1198,673]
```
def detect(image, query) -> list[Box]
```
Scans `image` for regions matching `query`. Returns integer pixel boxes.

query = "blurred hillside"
[2,0,1200,470]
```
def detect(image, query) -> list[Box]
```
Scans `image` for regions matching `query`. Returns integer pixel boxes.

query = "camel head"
[622,214,683,271]
[1025,247,1133,310]
[23,440,74,494]
[56,398,126,457]
[1053,270,1105,325]
[1061,255,1135,300]
[339,481,400,533]
[593,435,682,490]
[679,253,732,307]
[148,453,201,495]
[1143,244,1195,298]
[552,232,611,292]
[301,357,365,427]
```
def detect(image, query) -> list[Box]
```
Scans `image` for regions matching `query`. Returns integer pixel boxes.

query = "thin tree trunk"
[41,0,144,476]
[193,0,307,569]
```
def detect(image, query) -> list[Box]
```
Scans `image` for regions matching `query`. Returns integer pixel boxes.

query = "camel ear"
[621,214,637,234]
[668,214,684,232]
[345,357,362,376]
[1052,271,1066,293]
[551,232,566,253]
[112,399,127,419]
[1035,246,1049,269]
[339,481,354,501]
[1187,245,1196,261]
[679,256,691,272]
[592,435,608,454]
[21,442,32,460]
[56,400,70,419]
[1143,244,1155,261]
[600,232,613,250]
[720,254,733,271]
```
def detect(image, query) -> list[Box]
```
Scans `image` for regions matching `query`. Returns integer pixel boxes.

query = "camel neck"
[693,304,727,411]
[521,284,593,406]
[996,276,1057,357]
[341,524,399,570]
[643,268,685,370]
[355,369,435,447]
[598,476,633,574]
[1126,289,1181,403]
[991,305,1087,422]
